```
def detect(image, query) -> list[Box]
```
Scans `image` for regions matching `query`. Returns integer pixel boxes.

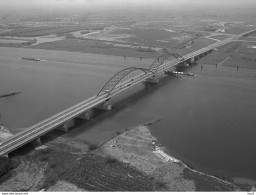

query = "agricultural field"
[30,26,217,58]
[31,39,162,58]
[81,28,203,48]
[222,56,256,69]
[0,38,36,47]
[223,42,256,69]
[224,25,256,35]
[238,36,256,42]
[237,42,256,55]
[62,153,154,191]
[247,30,256,37]
[0,26,94,37]
[208,34,232,41]
[198,41,256,70]
[31,33,217,59]
[176,37,216,55]
[198,42,242,65]
[0,133,154,191]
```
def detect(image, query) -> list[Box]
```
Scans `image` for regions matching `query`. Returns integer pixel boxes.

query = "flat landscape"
[1,0,256,192]
[198,41,256,70]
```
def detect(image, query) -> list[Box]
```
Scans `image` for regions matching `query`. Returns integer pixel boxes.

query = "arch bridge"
[97,67,154,97]
[149,53,185,73]
[97,53,185,98]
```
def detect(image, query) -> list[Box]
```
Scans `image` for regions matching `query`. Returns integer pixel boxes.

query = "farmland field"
[85,28,203,48]
[208,35,232,41]
[222,56,256,69]
[31,39,162,58]
[0,26,93,37]
[197,42,242,65]
[31,28,216,58]
[243,29,256,37]
[197,40,256,70]
[61,153,154,191]
[225,25,256,35]
[222,42,256,69]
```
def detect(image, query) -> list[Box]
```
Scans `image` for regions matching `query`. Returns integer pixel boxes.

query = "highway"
[0,28,255,156]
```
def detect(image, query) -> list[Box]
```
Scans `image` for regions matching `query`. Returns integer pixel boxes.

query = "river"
[0,47,256,186]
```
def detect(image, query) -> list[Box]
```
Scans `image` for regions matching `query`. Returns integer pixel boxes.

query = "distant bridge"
[0,29,255,157]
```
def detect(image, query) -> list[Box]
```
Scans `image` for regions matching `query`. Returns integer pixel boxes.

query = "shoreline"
[0,124,13,144]
[143,121,237,187]
[99,119,240,190]
[100,119,240,191]
[144,121,240,190]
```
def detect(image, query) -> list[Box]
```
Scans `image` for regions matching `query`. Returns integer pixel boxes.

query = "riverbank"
[0,124,13,144]
[99,122,240,191]
[0,122,243,191]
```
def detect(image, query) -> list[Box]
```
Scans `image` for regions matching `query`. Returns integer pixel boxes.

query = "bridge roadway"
[0,29,255,156]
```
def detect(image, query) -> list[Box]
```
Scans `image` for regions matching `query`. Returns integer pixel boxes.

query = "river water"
[0,47,256,185]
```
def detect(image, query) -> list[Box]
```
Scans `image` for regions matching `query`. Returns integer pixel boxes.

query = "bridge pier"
[186,59,193,65]
[2,153,9,158]
[199,53,205,58]
[144,77,159,84]
[56,120,74,132]
[164,70,174,75]
[96,101,112,111]
[194,56,200,61]
[78,110,94,120]
[204,51,209,55]
[178,61,189,67]
[32,137,42,146]
[201,49,213,57]
[190,57,197,64]
[57,124,69,132]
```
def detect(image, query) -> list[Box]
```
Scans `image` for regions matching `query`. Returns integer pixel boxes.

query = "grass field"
[31,39,162,58]
[177,37,216,55]
[198,41,256,70]
[183,168,238,191]
[208,35,232,41]
[223,42,256,69]
[31,29,216,58]
[0,26,92,37]
[225,25,255,35]
[198,42,242,65]
[115,28,198,47]
[62,153,154,191]
[238,37,256,42]
[222,56,256,69]
[243,30,256,37]
[0,38,36,47]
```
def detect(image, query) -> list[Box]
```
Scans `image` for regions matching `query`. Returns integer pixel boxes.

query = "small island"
[0,92,21,99]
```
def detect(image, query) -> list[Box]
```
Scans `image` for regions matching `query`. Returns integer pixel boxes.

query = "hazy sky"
[1,0,255,9]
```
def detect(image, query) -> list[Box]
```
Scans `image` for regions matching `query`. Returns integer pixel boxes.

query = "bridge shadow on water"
[63,63,198,139]
[65,74,180,135]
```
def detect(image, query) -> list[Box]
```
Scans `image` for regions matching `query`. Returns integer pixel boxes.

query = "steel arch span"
[97,67,153,97]
[149,53,185,73]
